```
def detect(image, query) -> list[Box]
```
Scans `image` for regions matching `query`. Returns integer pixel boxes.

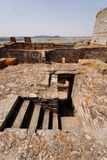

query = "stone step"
[53,113,58,130]
[12,100,29,128]
[29,104,41,129]
[42,109,49,129]
[0,95,19,127]
[61,117,79,130]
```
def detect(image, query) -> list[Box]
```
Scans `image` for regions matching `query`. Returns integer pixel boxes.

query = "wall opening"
[58,74,75,117]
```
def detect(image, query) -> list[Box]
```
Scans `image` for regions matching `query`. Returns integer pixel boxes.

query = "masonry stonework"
[91,7,107,45]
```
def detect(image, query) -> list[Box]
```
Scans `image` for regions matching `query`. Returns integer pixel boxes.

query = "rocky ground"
[0,129,107,160]
[0,64,49,99]
[0,63,85,100]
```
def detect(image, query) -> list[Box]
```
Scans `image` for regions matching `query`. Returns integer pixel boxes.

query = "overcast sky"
[0,0,107,37]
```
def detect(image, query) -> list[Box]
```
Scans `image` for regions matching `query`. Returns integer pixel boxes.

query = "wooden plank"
[29,104,41,129]
[53,113,58,130]
[42,109,49,129]
[12,100,29,128]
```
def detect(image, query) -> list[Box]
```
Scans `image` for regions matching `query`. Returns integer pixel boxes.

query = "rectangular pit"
[0,97,62,131]
[0,74,75,131]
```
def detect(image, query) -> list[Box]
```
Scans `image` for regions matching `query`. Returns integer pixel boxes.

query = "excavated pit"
[0,96,74,131]
[0,97,63,131]
[0,72,75,132]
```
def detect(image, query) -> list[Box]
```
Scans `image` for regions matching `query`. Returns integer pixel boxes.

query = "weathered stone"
[29,93,37,98]
[45,48,107,63]
[1,42,107,64]
[24,37,32,43]
[6,58,17,65]
[98,67,107,74]
[0,130,106,159]
[10,37,16,43]
[78,59,107,71]
[0,58,8,69]
[91,7,107,45]
[0,94,18,126]
[0,53,107,159]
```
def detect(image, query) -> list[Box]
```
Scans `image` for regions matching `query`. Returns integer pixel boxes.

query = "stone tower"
[91,7,107,45]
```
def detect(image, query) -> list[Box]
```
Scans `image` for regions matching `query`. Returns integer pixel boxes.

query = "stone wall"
[1,45,107,64]
[72,61,107,138]
[3,42,72,50]
[0,50,42,63]
[91,8,107,45]
[46,48,107,63]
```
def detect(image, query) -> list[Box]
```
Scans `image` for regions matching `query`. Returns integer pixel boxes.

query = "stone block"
[24,37,31,43]
[10,37,16,43]
[6,58,17,65]
[78,59,106,68]
[0,58,7,69]
[98,67,107,74]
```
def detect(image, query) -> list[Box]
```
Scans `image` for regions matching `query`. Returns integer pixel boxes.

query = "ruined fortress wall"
[0,50,42,63]
[91,8,107,45]
[1,45,107,63]
[4,43,55,50]
[46,49,82,63]
[46,48,107,63]
[4,42,72,50]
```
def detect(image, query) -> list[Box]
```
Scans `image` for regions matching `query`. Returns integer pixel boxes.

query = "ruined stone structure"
[91,7,107,45]
[0,39,107,159]
[1,40,107,64]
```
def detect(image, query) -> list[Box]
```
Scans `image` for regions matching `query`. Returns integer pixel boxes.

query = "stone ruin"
[91,7,107,45]
[0,37,107,159]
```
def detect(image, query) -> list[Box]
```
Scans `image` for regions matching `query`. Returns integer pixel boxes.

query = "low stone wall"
[72,60,107,137]
[46,48,107,63]
[0,50,42,63]
[3,42,72,50]
[4,43,33,50]
[1,46,107,64]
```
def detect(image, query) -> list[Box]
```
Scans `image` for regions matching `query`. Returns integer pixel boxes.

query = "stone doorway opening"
[58,74,75,117]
